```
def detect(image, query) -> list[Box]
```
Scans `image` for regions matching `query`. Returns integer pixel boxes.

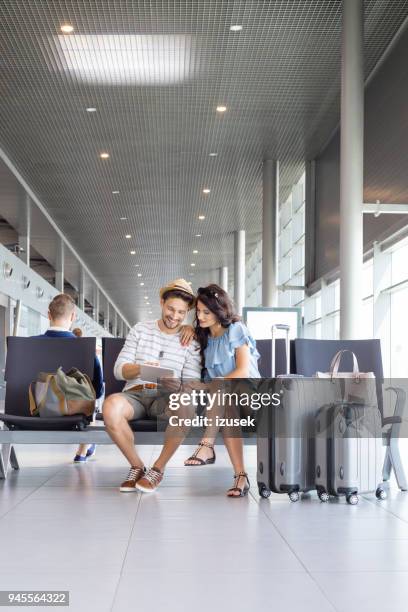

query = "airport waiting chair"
[293,338,407,492]
[0,337,98,478]
[0,337,96,431]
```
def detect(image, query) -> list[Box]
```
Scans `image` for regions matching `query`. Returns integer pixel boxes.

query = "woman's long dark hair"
[194,284,240,368]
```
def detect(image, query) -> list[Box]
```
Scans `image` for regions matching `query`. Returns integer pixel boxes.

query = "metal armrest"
[383,416,402,427]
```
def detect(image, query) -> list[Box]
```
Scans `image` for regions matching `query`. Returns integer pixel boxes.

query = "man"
[37,293,104,462]
[103,278,201,493]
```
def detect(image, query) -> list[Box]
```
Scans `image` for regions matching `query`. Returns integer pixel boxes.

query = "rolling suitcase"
[315,401,386,505]
[257,325,336,501]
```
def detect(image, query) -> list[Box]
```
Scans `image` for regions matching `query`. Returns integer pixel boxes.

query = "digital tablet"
[139,364,176,383]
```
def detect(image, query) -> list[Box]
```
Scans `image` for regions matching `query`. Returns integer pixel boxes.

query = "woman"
[184,284,260,498]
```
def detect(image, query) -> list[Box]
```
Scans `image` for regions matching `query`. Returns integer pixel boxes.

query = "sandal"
[227,472,250,498]
[184,441,216,466]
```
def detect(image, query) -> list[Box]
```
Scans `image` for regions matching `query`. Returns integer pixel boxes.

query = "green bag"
[29,367,96,417]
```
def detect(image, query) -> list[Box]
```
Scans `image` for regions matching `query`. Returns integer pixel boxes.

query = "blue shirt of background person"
[204,320,260,380]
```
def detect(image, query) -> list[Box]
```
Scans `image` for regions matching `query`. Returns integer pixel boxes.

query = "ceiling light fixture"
[230,25,243,31]
[202,188,210,194]
[195,234,202,237]
[120,216,127,220]
[193,250,198,254]
[137,273,142,277]
[112,190,120,194]
[209,152,218,157]
[191,263,196,267]
[140,282,144,286]
[100,152,110,159]
[86,107,97,112]
[61,24,74,34]
[198,215,205,220]
[130,250,136,255]
[125,234,131,239]
[216,105,227,113]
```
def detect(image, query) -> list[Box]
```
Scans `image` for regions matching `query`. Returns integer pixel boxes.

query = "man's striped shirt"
[114,320,201,391]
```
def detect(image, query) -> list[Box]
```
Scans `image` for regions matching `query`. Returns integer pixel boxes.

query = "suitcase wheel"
[288,491,300,503]
[346,493,359,505]
[258,484,271,499]
[376,487,387,501]
[318,491,330,503]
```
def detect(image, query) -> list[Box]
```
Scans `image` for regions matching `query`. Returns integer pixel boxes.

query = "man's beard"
[162,316,180,329]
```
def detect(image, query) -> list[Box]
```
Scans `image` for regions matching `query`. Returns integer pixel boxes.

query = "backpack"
[29,367,96,417]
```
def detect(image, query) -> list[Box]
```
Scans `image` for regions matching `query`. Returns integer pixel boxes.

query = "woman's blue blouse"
[204,321,260,379]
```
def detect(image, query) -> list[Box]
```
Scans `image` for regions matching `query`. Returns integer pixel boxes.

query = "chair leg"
[389,437,408,492]
[0,444,11,480]
[382,446,392,482]
[9,446,19,470]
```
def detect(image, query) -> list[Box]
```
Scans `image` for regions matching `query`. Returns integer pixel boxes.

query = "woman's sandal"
[184,441,216,466]
[227,471,250,498]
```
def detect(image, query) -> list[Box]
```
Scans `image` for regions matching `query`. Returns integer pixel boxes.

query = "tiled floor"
[1,443,408,611]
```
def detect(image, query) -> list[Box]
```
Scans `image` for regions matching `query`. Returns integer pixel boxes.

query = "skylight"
[56,34,196,85]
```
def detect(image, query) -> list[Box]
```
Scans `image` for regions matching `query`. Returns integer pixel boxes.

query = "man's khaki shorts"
[119,390,171,421]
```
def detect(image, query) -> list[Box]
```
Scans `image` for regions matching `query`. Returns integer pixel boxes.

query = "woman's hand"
[179,325,195,346]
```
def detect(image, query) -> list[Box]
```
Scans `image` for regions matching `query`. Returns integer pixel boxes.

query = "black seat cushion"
[0,413,90,431]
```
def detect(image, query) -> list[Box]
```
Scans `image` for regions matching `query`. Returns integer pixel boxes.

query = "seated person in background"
[103,278,201,493]
[36,294,104,463]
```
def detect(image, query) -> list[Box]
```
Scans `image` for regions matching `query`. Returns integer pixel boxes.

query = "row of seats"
[0,335,405,490]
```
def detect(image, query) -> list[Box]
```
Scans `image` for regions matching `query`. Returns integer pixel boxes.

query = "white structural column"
[78,268,85,311]
[234,230,246,314]
[105,302,110,332]
[219,266,228,291]
[18,195,31,266]
[262,159,279,306]
[95,288,100,324]
[339,0,364,339]
[55,238,65,293]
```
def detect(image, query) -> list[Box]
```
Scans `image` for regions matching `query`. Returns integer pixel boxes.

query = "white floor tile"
[312,571,408,612]
[113,570,336,612]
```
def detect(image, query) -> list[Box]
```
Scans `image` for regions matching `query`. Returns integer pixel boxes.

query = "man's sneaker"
[73,454,87,464]
[136,467,163,493]
[86,444,96,458]
[119,466,146,492]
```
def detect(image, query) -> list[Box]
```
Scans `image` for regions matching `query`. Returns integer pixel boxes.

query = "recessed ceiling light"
[112,190,120,194]
[100,152,110,159]
[202,188,210,194]
[134,264,139,267]
[230,25,243,32]
[193,250,198,254]
[216,105,227,113]
[209,152,218,157]
[149,311,153,314]
[144,296,148,299]
[130,250,136,255]
[140,282,144,286]
[137,273,142,277]
[146,302,150,305]
[125,234,131,239]
[198,215,205,220]
[195,234,202,237]
[86,107,97,112]
[120,216,127,220]
[191,263,196,267]
[61,24,74,34]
